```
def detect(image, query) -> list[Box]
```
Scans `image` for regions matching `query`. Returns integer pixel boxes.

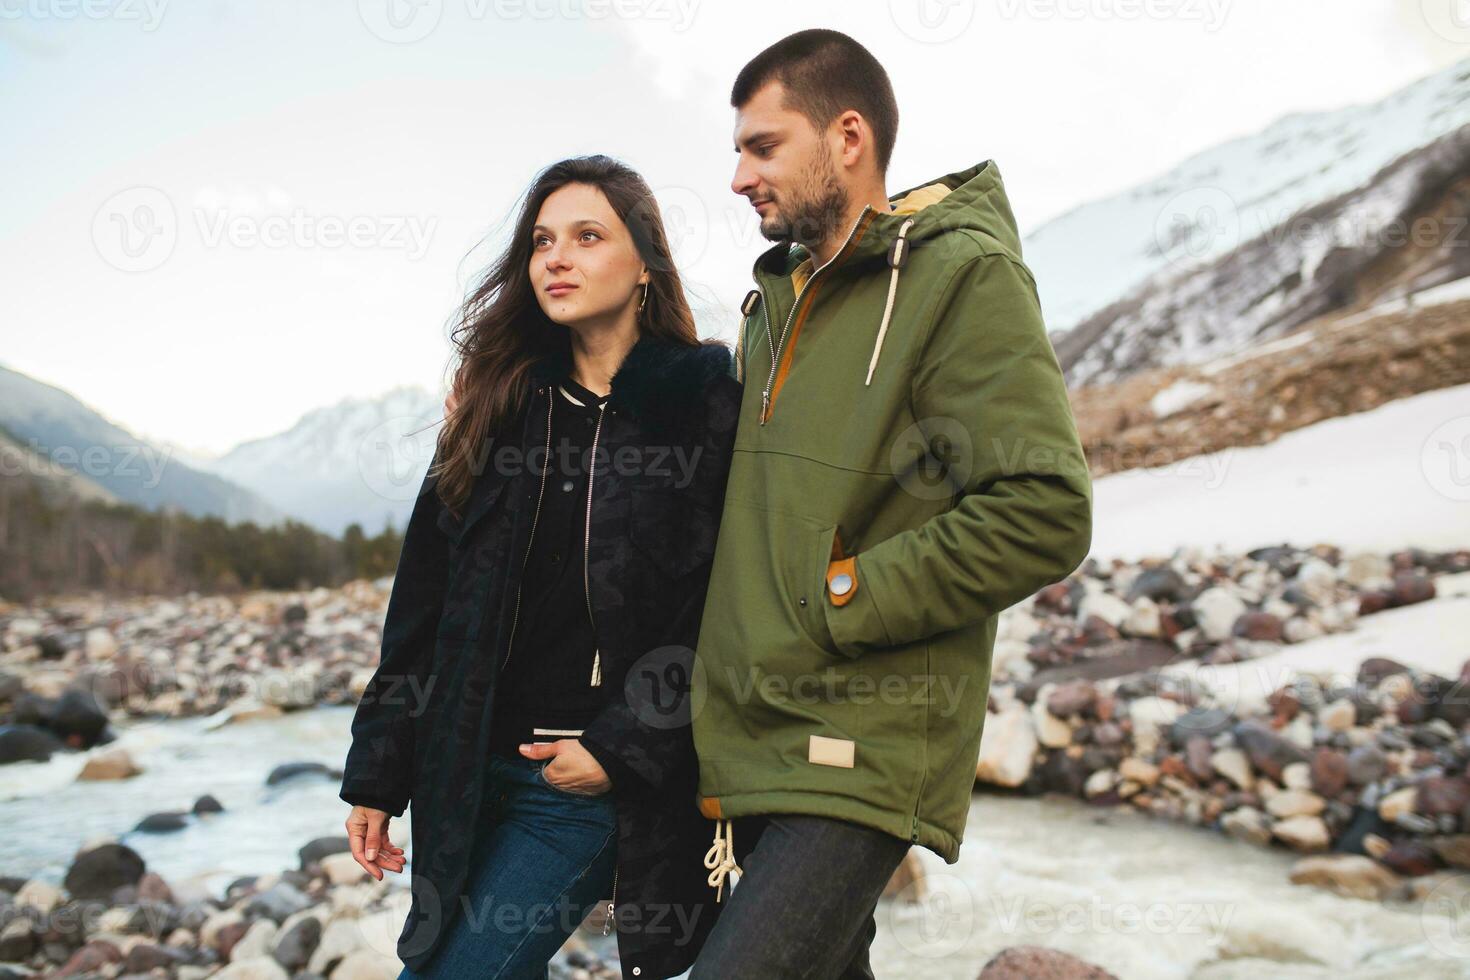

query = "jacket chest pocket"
[628,485,718,581]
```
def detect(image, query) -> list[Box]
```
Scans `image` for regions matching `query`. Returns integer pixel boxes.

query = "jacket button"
[798,596,807,606]
[632,969,640,976]
[829,573,853,596]
[561,479,574,492]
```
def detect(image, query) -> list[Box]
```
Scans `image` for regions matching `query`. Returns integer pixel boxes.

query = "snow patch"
[1089,383,1470,562]
[1149,379,1216,419]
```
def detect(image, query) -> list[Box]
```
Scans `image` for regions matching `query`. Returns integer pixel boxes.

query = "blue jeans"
[398,753,619,980]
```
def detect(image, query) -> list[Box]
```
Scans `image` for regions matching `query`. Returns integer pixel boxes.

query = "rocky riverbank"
[0,832,629,980]
[3,542,1469,952]
[978,543,1470,901]
[0,827,1138,980]
[1,546,1458,764]
[0,581,392,765]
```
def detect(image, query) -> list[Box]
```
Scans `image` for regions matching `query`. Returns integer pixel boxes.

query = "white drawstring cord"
[865,217,916,386]
[702,817,743,902]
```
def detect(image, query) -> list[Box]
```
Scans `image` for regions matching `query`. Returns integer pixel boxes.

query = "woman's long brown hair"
[434,155,701,517]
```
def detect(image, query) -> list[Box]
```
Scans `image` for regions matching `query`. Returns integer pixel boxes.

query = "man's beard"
[759,144,850,251]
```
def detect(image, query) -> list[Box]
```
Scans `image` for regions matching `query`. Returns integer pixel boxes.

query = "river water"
[3,707,1467,978]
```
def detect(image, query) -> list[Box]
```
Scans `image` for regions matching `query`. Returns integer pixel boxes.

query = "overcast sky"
[1,0,1462,454]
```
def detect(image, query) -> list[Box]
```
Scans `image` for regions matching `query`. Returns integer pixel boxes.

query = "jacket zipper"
[759,204,875,425]
[583,400,608,686]
[500,389,554,672]
[603,866,618,935]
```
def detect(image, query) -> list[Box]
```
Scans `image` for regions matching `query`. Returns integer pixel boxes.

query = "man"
[688,29,1093,978]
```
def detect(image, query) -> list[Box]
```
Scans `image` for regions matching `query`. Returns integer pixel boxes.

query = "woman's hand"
[346,805,408,880]
[520,739,611,795]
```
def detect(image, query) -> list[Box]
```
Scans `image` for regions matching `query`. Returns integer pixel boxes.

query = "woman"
[339,155,742,979]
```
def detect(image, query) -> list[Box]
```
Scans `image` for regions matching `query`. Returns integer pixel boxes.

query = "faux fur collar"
[529,333,734,436]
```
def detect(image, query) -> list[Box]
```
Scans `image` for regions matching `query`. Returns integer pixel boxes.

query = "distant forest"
[0,479,404,601]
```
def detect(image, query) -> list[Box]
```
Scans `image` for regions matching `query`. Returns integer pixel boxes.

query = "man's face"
[730,80,849,250]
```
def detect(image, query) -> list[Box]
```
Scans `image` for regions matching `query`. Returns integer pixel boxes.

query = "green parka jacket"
[691,160,1093,873]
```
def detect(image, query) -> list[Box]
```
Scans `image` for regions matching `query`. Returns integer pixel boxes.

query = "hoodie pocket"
[777,513,841,657]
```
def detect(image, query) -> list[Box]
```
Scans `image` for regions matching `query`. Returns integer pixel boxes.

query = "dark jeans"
[689,814,911,980]
[398,753,618,980]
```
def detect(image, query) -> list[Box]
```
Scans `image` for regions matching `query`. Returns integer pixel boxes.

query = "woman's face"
[529,182,647,332]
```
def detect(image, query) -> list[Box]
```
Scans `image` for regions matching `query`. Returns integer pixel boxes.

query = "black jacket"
[339,334,742,977]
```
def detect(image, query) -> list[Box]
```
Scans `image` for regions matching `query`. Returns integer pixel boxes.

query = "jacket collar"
[528,332,733,437]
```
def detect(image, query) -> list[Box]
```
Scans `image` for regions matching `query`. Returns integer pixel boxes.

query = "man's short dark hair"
[731,29,899,175]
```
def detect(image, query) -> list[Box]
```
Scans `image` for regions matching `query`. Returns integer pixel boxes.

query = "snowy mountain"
[0,364,282,525]
[1054,121,1470,385]
[209,386,445,536]
[1025,57,1470,348]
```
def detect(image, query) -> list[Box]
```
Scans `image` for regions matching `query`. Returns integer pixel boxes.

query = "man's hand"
[346,805,408,880]
[519,739,611,795]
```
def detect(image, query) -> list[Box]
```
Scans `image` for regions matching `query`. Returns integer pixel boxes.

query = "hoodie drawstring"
[865,217,916,386]
[703,817,743,902]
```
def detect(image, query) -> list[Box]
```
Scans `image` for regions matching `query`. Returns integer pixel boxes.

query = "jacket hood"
[754,158,1023,279]
[745,159,1024,390]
